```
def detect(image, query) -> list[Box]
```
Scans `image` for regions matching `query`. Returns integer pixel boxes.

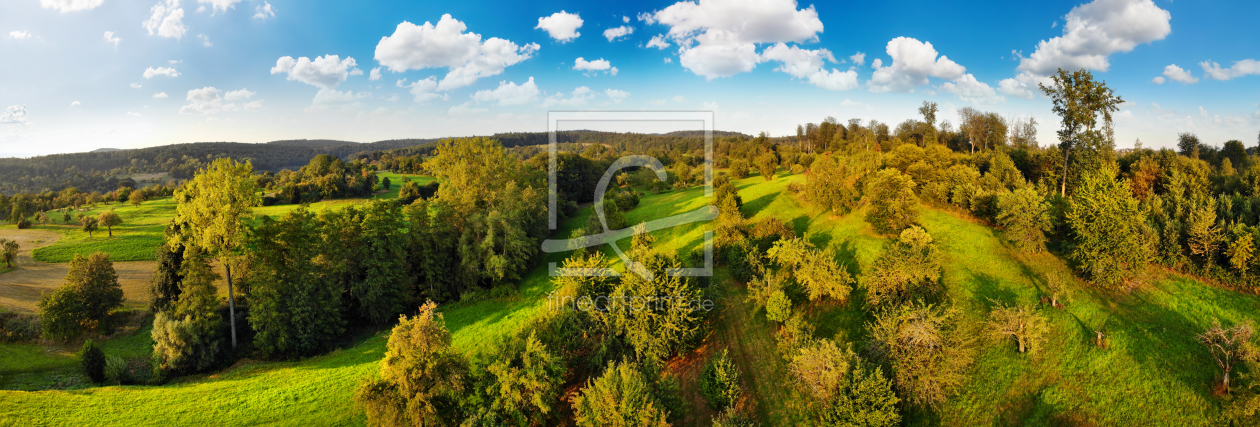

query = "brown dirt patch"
[0,229,154,313]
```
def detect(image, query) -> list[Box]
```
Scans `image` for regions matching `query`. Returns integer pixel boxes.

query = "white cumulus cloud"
[1151,76,1166,84]
[130,83,143,88]
[9,31,32,40]
[471,77,540,106]
[1200,59,1260,81]
[540,86,596,108]
[574,57,618,76]
[398,77,447,103]
[869,37,965,93]
[144,0,187,40]
[374,14,539,91]
[197,0,244,13]
[646,35,670,49]
[103,31,121,47]
[849,52,865,66]
[70,101,81,106]
[605,88,629,104]
[1161,64,1198,84]
[153,92,168,98]
[761,43,858,90]
[271,55,359,90]
[940,74,1004,105]
[1016,0,1171,76]
[143,67,180,78]
[997,72,1048,100]
[253,2,275,20]
[224,88,255,101]
[1,105,29,126]
[604,26,634,41]
[535,11,583,42]
[644,0,824,79]
[40,0,103,12]
[369,67,382,81]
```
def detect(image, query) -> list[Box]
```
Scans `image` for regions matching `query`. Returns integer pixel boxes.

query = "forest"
[4,68,1260,426]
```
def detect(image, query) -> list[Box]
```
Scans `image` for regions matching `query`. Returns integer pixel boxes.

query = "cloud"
[1200,59,1260,81]
[397,77,447,103]
[605,89,629,104]
[144,0,187,39]
[244,100,263,111]
[849,52,865,66]
[449,102,488,115]
[103,31,121,47]
[253,2,275,20]
[143,67,180,78]
[672,95,685,102]
[471,77,540,106]
[308,89,365,111]
[374,14,539,91]
[197,0,244,13]
[40,0,103,12]
[761,43,858,90]
[1151,76,1165,84]
[574,57,618,76]
[153,92,168,98]
[663,57,672,63]
[540,86,596,108]
[369,67,382,81]
[624,16,631,23]
[224,88,255,101]
[271,55,359,90]
[869,37,965,92]
[197,34,212,47]
[646,35,670,49]
[536,11,583,42]
[940,74,1004,104]
[997,72,1047,100]
[604,26,634,41]
[1016,0,1171,76]
[840,99,862,107]
[1161,64,1197,84]
[645,0,823,79]
[71,101,81,106]
[130,83,143,88]
[9,31,32,40]
[1,105,29,126]
[181,87,229,114]
[126,111,142,117]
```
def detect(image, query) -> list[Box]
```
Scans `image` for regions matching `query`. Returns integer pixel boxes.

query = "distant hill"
[91,148,125,153]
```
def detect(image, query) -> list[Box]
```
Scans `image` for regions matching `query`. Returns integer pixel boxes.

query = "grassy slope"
[3,169,1258,425]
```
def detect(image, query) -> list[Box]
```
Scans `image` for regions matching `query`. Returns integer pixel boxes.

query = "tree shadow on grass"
[829,238,862,277]
[741,192,779,218]
[973,272,1018,311]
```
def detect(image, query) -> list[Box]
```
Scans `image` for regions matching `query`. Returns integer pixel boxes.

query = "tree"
[996,188,1052,252]
[1224,140,1248,171]
[820,360,900,427]
[98,210,122,237]
[571,361,671,427]
[148,240,185,313]
[62,210,72,224]
[355,301,468,427]
[483,331,564,424]
[81,215,99,237]
[918,101,938,146]
[1228,233,1255,273]
[1040,69,1124,196]
[808,154,860,215]
[80,339,107,384]
[129,189,146,206]
[250,207,345,358]
[1178,133,1201,158]
[1199,320,1255,392]
[789,339,851,402]
[987,302,1050,353]
[730,159,750,179]
[381,176,391,190]
[865,169,918,234]
[1067,167,1152,287]
[867,302,970,408]
[864,226,942,308]
[35,211,48,225]
[151,249,223,375]
[39,252,124,341]
[172,158,259,349]
[756,152,778,181]
[701,349,742,411]
[766,238,854,303]
[0,238,17,268]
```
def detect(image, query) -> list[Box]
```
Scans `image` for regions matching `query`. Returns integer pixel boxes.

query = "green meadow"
[1,169,1256,425]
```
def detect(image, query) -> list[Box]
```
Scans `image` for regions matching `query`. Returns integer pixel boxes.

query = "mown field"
[2,168,1257,426]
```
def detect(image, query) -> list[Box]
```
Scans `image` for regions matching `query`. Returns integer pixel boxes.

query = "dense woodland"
[9,68,1260,425]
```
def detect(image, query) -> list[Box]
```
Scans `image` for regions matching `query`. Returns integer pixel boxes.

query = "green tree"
[98,210,122,237]
[865,226,942,308]
[355,301,469,427]
[571,361,671,427]
[996,187,1052,252]
[819,361,901,427]
[148,239,185,313]
[151,249,223,375]
[918,101,938,146]
[81,215,99,237]
[867,302,971,408]
[987,302,1050,354]
[766,238,854,303]
[250,207,346,358]
[39,252,124,341]
[0,238,17,268]
[1067,167,1153,287]
[381,176,391,190]
[756,152,778,181]
[865,169,919,234]
[171,158,259,349]
[483,331,564,424]
[62,210,72,224]
[729,159,750,179]
[700,349,742,411]
[80,339,107,384]
[608,248,705,361]
[1039,69,1124,196]
[808,154,860,215]
[1198,320,1254,391]
[129,189,146,206]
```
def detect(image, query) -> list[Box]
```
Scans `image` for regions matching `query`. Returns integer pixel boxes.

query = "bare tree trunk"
[1060,145,1072,197]
[226,262,237,349]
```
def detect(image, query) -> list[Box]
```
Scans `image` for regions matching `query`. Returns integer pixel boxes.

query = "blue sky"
[1,0,1258,157]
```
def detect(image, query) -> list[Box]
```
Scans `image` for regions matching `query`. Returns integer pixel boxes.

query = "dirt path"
[0,229,153,313]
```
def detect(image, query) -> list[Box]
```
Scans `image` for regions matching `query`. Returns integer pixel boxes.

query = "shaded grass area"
[0,320,155,391]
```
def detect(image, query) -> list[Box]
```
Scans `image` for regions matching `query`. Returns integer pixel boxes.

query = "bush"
[786,181,804,194]
[572,360,671,427]
[0,311,40,342]
[81,340,107,384]
[1068,167,1153,286]
[730,160,750,179]
[260,195,278,206]
[765,290,792,323]
[105,355,129,385]
[790,164,805,174]
[700,349,743,411]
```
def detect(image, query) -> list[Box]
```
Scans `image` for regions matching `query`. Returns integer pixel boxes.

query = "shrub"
[0,311,40,342]
[766,238,854,303]
[81,340,107,384]
[818,361,901,427]
[757,153,778,181]
[790,164,805,174]
[484,331,564,424]
[864,227,942,308]
[700,349,743,411]
[572,361,671,427]
[786,181,804,194]
[807,154,860,215]
[865,169,919,234]
[105,355,129,385]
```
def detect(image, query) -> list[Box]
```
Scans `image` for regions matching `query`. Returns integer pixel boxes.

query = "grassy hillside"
[2,170,1256,425]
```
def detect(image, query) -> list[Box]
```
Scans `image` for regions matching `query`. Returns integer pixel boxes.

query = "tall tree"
[1039,68,1124,196]
[918,101,938,146]
[98,210,122,237]
[171,158,259,349]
